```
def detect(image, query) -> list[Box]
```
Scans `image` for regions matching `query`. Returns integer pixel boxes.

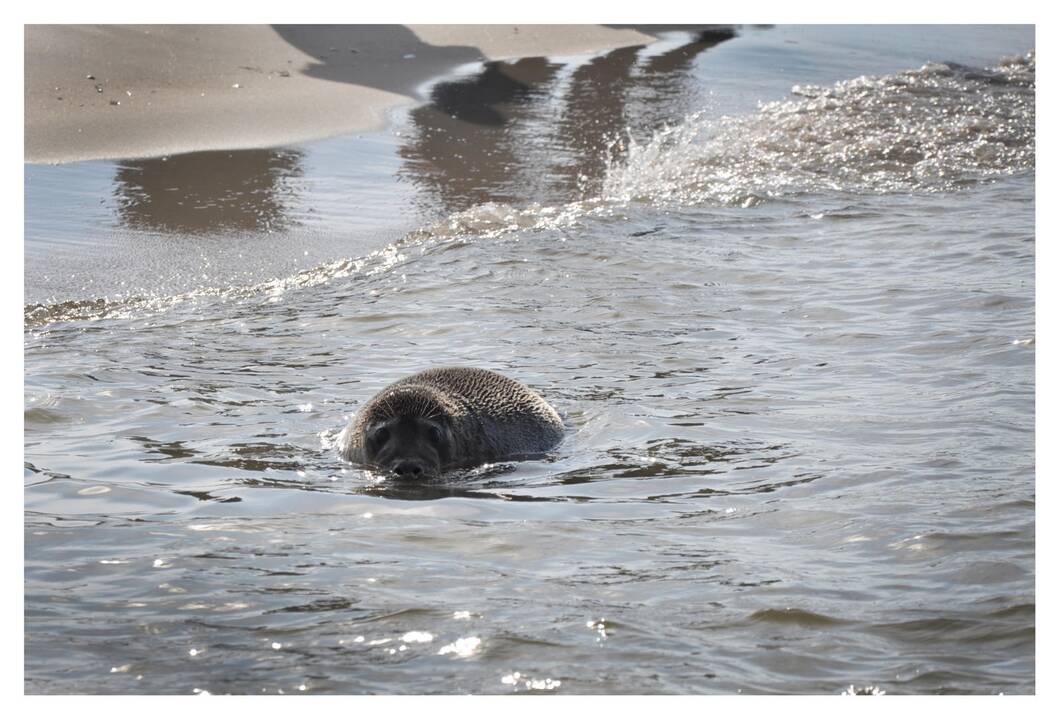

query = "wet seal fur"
[341,367,564,478]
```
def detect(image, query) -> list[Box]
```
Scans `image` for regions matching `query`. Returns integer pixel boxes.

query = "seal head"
[355,384,459,478]
[342,367,564,478]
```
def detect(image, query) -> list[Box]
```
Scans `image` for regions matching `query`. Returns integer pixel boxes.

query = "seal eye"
[370,427,390,448]
[427,425,444,446]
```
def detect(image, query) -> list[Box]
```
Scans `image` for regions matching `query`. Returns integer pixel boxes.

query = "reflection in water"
[399,31,732,211]
[559,34,728,198]
[400,57,563,211]
[425,59,558,126]
[113,148,305,234]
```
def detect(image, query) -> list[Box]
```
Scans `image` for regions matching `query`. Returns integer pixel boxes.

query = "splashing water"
[603,52,1035,206]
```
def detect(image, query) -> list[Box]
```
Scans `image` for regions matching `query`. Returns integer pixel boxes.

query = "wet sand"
[25,24,721,164]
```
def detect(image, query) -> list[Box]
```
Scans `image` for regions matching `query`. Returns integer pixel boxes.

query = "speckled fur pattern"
[342,367,564,469]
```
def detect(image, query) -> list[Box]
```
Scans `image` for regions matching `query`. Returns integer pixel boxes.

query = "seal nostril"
[393,460,423,478]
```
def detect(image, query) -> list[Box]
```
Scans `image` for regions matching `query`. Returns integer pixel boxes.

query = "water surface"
[24,25,1035,694]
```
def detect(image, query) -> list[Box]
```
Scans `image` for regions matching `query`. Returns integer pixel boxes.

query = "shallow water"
[24,25,1035,694]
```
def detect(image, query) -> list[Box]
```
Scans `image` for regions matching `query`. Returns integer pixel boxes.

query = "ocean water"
[24,25,1035,694]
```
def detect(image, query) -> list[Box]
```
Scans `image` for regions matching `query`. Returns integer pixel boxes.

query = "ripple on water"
[24,30,1034,694]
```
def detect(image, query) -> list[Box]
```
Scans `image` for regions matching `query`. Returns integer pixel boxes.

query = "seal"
[341,367,564,478]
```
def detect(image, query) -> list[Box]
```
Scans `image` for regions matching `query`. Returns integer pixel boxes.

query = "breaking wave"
[25,53,1034,329]
[603,52,1035,206]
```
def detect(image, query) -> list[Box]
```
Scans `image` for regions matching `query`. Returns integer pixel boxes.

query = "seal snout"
[361,409,449,480]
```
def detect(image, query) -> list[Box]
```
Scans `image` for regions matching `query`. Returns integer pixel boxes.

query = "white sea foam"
[602,53,1034,207]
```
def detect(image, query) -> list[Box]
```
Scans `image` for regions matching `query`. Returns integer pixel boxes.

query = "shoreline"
[24,24,724,165]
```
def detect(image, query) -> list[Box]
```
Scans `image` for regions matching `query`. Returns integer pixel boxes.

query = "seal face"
[342,367,564,479]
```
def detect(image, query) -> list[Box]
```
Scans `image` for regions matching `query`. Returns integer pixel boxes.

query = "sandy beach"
[24,24,713,164]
